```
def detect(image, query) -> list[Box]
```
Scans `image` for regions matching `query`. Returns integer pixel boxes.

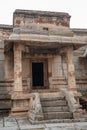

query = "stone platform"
[0,116,87,130]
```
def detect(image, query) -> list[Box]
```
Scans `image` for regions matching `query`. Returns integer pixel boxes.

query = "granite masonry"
[0,9,87,122]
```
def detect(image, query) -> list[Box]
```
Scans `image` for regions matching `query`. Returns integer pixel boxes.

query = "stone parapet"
[13,9,70,27]
[29,93,44,121]
[60,88,85,119]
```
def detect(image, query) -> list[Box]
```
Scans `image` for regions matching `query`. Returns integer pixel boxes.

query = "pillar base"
[10,92,33,117]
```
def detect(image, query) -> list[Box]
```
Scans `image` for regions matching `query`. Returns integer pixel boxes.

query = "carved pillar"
[66,46,78,94]
[14,43,22,93]
[10,43,34,116]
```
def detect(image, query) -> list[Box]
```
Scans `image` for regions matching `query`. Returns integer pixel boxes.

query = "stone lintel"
[9,34,86,47]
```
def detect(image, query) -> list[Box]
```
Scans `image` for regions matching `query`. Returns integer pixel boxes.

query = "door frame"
[30,58,48,89]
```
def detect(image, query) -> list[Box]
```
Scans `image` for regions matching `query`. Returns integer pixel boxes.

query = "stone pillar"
[5,52,14,79]
[5,53,10,79]
[66,46,78,94]
[14,43,22,93]
[51,55,64,90]
[11,43,34,117]
[48,58,52,89]
[52,55,63,77]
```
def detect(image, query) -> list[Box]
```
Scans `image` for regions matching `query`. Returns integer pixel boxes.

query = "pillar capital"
[14,42,24,52]
[59,46,73,55]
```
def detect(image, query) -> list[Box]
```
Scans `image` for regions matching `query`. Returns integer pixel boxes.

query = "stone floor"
[0,117,87,130]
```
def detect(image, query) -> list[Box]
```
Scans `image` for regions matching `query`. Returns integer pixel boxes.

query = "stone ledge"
[0,24,13,30]
[29,118,87,124]
[11,93,33,100]
[11,107,29,112]
[14,9,70,18]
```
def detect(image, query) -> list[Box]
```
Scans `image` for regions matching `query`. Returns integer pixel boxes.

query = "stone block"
[20,124,45,130]
[0,118,3,127]
[51,127,61,130]
[0,127,19,130]
[44,112,72,119]
[73,112,82,119]
[0,100,11,109]
[75,122,87,130]
[4,117,18,127]
[42,100,67,107]
[16,117,30,127]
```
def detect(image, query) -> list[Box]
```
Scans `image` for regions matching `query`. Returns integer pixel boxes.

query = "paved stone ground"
[0,117,87,130]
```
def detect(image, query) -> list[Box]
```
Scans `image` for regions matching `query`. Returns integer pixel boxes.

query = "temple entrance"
[32,62,44,88]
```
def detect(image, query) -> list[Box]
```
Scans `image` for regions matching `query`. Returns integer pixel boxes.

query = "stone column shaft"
[66,46,77,93]
[14,43,22,92]
[48,58,52,89]
[52,55,63,77]
[5,53,10,79]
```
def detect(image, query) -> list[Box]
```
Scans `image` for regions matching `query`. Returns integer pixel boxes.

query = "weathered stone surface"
[0,127,19,130]
[29,93,44,121]
[0,116,87,130]
[14,9,70,28]
[0,100,11,109]
[0,9,87,120]
[43,106,69,112]
[14,43,22,92]
[20,124,45,130]
[4,117,18,127]
[74,122,87,130]
[44,112,72,119]
[16,117,30,127]
[0,118,3,127]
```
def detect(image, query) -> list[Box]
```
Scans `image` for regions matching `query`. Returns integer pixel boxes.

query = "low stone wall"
[0,81,13,112]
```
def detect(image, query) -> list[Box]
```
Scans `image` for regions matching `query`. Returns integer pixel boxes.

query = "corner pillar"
[10,43,24,116]
[14,43,22,93]
[10,43,34,117]
[60,46,83,118]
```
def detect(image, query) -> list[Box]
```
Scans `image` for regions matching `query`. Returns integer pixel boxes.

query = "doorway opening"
[32,62,44,88]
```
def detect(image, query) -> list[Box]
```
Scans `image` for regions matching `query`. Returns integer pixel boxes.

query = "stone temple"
[0,9,87,121]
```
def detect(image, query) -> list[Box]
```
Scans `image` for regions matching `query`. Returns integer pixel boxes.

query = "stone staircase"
[40,92,73,120]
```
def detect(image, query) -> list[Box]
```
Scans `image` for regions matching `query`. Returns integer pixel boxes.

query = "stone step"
[11,107,28,112]
[41,100,67,107]
[44,112,73,119]
[10,111,28,117]
[41,96,65,101]
[40,92,64,99]
[30,118,87,124]
[43,106,69,112]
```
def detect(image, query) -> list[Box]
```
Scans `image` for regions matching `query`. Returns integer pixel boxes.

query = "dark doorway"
[32,62,44,88]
